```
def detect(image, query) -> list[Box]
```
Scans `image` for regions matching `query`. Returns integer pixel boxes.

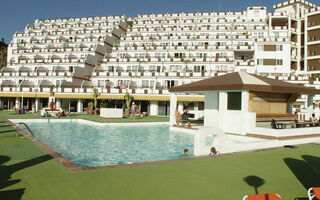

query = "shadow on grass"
[284,155,320,200]
[243,175,265,194]
[0,189,25,200]
[0,129,17,134]
[0,154,52,199]
[0,125,11,128]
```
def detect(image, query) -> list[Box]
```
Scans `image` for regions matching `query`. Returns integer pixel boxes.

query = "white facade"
[1,0,320,116]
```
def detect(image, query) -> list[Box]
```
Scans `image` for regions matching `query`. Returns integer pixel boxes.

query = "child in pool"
[182,149,189,156]
[209,147,219,156]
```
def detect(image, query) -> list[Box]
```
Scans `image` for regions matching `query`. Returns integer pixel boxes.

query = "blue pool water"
[24,122,194,167]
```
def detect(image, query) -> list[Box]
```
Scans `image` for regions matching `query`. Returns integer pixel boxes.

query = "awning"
[54,94,93,99]
[48,93,205,102]
[0,93,49,98]
[177,96,204,102]
[54,93,125,100]
[133,95,169,101]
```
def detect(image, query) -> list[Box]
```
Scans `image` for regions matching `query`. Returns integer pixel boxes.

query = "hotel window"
[127,66,133,72]
[257,45,264,51]
[257,59,263,65]
[98,80,104,87]
[188,103,195,111]
[107,66,114,72]
[276,45,283,51]
[198,102,204,110]
[276,59,283,66]
[258,32,264,38]
[142,80,155,89]
[227,92,242,110]
[149,65,156,72]
[194,66,201,72]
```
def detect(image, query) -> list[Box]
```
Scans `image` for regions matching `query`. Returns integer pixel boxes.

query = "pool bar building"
[170,72,320,135]
[1,0,320,118]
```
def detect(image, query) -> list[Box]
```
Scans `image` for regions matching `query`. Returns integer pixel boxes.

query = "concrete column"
[218,91,227,130]
[268,15,272,37]
[307,94,314,120]
[177,102,184,113]
[149,101,158,116]
[204,91,219,127]
[218,91,227,111]
[35,98,39,112]
[315,103,320,119]
[169,93,177,126]
[297,19,301,71]
[77,99,83,113]
[56,99,61,109]
[241,91,249,112]
[15,97,20,109]
[304,16,308,72]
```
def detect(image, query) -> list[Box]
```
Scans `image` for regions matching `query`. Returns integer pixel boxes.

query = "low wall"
[252,127,320,138]
[100,108,123,118]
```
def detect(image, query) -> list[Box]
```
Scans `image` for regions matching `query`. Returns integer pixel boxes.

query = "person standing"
[175,108,181,126]
[130,102,137,120]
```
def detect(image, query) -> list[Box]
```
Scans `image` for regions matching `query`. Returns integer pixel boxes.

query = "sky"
[0,0,318,43]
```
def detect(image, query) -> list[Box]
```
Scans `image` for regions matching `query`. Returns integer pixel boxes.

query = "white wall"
[202,90,256,135]
[255,43,291,74]
[204,91,219,127]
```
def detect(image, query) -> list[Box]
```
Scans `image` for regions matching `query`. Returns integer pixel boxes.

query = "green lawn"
[0,119,320,200]
[0,111,169,123]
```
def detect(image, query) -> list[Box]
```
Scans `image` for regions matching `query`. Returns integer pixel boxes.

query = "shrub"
[88,102,94,110]
[61,102,69,111]
[100,100,108,108]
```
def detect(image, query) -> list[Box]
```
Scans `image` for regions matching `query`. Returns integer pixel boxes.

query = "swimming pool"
[20,121,194,167]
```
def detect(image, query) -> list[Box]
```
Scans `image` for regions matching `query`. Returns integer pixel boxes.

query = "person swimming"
[182,149,189,156]
[209,147,219,156]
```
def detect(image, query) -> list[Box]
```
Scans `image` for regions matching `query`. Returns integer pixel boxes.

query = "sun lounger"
[271,119,285,129]
[308,187,320,200]
[242,193,284,200]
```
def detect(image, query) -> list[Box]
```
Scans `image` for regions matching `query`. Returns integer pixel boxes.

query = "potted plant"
[124,91,133,116]
[88,102,94,115]
[92,88,99,115]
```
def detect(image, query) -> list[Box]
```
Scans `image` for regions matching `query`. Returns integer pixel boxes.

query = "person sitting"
[49,100,56,111]
[310,113,318,126]
[136,106,142,117]
[56,110,66,117]
[119,81,126,89]
[209,147,219,156]
[181,107,191,128]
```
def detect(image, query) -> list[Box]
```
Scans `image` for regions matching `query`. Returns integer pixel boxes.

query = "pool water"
[24,122,194,167]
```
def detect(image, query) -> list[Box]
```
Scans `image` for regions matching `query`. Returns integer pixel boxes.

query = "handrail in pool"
[18,122,35,137]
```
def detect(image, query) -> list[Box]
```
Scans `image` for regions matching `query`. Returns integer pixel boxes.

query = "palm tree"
[92,88,99,110]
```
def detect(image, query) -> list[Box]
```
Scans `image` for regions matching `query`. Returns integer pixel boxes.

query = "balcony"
[235,60,254,66]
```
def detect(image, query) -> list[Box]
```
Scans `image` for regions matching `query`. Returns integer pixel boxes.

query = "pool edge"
[5,118,318,172]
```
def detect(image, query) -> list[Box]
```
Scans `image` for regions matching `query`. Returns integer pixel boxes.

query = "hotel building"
[1,0,320,118]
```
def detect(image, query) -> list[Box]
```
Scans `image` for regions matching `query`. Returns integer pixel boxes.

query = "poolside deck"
[1,118,320,200]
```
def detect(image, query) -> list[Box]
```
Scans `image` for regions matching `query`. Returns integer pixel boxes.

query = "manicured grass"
[0,111,169,123]
[0,118,319,199]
